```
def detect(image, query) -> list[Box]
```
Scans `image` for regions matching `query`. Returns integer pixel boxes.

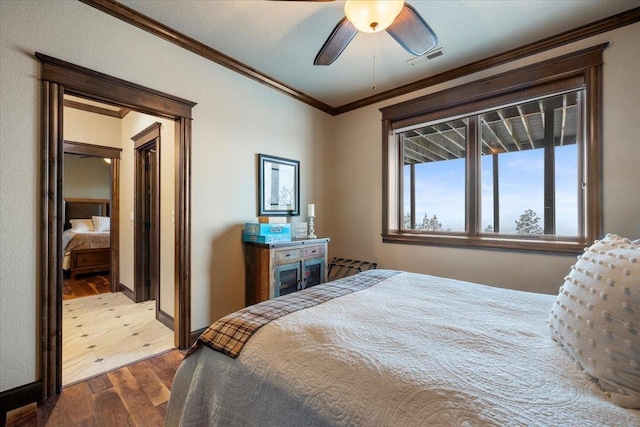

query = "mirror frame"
[258,154,300,216]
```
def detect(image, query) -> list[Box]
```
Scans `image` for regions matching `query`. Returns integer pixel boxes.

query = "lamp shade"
[344,0,404,33]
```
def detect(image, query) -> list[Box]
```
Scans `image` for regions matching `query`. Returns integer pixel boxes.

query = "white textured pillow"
[92,215,110,232]
[70,219,94,232]
[548,234,640,408]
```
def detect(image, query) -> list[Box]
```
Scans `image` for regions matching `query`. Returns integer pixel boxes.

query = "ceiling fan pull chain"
[372,32,377,90]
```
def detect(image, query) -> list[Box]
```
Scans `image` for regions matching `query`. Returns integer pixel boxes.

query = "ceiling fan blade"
[386,4,438,57]
[314,17,358,66]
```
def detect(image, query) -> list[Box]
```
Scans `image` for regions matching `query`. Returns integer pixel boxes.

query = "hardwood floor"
[5,349,185,427]
[63,273,110,300]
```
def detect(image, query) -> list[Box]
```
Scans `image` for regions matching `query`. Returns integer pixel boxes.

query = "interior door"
[135,139,160,303]
[145,145,160,301]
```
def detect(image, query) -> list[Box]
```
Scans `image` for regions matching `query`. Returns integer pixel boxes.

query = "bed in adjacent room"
[167,234,639,426]
[63,198,111,279]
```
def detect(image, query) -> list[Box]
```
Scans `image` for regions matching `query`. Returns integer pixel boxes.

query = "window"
[381,45,605,253]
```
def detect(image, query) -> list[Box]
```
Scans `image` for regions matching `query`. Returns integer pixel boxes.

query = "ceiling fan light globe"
[344,0,404,33]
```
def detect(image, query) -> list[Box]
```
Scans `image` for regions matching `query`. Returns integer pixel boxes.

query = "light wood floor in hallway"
[61,273,175,386]
[63,291,175,385]
[5,349,185,426]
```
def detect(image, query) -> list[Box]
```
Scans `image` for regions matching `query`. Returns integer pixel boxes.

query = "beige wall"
[63,105,119,201]
[64,107,122,148]
[0,0,331,392]
[119,112,176,317]
[327,23,640,296]
[0,0,637,395]
[63,154,111,200]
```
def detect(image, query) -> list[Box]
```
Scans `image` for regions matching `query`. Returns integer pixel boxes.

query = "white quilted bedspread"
[167,271,640,426]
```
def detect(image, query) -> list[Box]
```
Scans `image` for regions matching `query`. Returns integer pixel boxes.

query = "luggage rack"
[327,257,378,281]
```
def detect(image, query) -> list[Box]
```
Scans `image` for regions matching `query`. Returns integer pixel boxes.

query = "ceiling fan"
[280,0,438,66]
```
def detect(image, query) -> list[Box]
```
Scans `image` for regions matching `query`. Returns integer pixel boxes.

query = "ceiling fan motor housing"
[314,1,438,66]
[344,0,404,33]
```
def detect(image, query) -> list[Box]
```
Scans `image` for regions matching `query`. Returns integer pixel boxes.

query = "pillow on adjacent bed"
[92,216,110,232]
[548,233,640,408]
[69,219,94,232]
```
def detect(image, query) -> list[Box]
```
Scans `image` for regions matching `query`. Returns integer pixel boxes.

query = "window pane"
[383,49,602,252]
[401,118,467,232]
[480,92,580,236]
[555,144,579,236]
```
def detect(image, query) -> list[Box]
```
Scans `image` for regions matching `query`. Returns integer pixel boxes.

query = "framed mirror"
[258,154,300,216]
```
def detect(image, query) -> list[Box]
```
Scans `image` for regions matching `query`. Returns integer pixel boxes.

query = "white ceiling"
[116,0,639,109]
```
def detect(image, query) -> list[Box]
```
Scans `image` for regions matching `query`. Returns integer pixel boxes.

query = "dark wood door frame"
[63,140,122,293]
[37,52,196,399]
[132,123,161,304]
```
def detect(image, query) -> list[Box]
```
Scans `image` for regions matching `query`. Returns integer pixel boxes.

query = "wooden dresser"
[244,238,329,306]
[69,247,110,279]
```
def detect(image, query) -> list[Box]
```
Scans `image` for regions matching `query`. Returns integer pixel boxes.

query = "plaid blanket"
[188,269,400,359]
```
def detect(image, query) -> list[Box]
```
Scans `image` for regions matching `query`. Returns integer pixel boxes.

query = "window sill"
[382,232,587,254]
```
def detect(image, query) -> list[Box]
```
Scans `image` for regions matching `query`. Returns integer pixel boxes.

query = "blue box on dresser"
[242,232,291,244]
[245,223,291,236]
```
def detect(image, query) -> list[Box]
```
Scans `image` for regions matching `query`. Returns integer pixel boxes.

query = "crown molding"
[79,0,335,115]
[335,7,640,115]
[80,1,640,116]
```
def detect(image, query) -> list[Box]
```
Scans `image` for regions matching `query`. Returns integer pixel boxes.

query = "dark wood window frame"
[380,44,605,253]
[37,52,196,399]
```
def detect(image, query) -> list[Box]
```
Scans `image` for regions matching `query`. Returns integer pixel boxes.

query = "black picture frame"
[258,154,300,216]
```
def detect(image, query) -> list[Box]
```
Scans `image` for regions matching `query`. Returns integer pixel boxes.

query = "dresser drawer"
[304,245,325,258]
[75,249,110,267]
[274,248,302,263]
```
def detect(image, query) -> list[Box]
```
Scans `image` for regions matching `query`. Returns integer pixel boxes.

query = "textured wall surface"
[0,0,331,392]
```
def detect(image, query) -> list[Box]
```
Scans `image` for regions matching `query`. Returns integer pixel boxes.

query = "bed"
[63,198,111,279]
[167,234,640,426]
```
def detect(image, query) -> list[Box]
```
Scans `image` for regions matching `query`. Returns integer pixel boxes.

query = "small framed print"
[295,222,308,239]
[258,154,300,216]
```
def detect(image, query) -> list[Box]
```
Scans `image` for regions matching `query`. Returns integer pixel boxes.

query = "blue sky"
[404,144,579,235]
